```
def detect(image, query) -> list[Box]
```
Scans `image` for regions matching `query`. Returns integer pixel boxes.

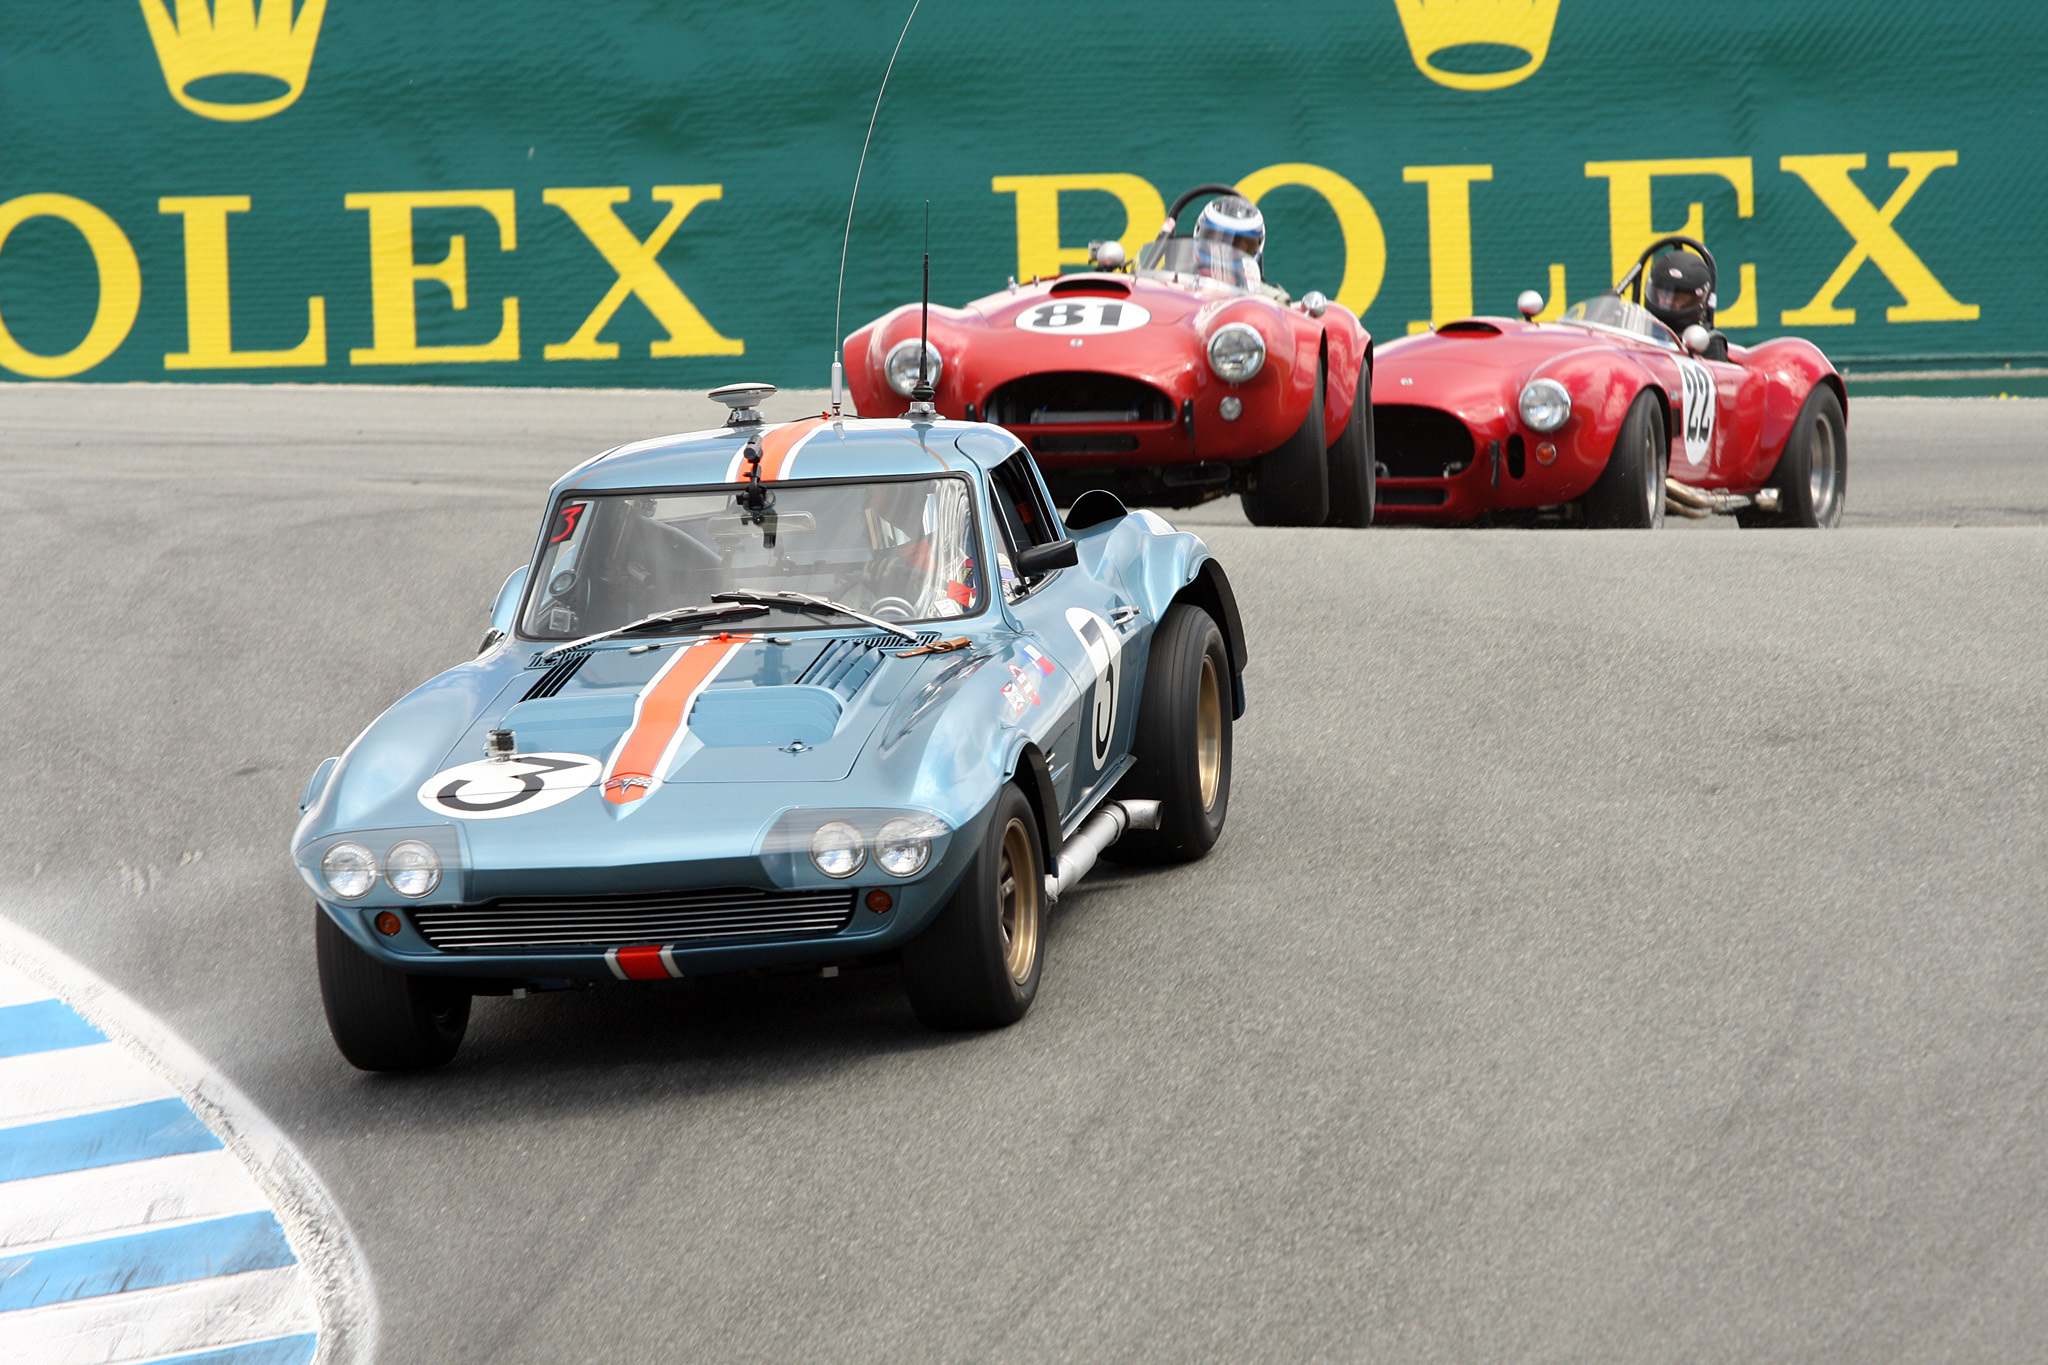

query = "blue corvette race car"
[295,384,1247,1070]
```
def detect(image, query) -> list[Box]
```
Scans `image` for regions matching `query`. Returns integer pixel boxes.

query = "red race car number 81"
[1014,300,1152,335]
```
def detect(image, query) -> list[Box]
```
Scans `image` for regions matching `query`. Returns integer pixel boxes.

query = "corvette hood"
[451,633,930,787]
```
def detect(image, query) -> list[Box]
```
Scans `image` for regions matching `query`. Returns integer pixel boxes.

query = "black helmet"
[1643,251,1713,334]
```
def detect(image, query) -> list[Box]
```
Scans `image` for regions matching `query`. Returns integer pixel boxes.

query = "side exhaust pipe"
[1665,479,1782,517]
[1042,799,1161,903]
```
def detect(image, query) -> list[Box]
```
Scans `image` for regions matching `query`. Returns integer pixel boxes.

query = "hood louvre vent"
[522,651,591,699]
[800,633,936,700]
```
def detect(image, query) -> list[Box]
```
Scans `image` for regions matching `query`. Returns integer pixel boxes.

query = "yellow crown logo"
[1391,0,1561,92]
[138,0,329,122]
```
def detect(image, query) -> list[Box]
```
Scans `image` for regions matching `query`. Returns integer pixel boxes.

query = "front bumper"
[304,800,990,982]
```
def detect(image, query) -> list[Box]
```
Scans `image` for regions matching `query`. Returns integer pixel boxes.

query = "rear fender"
[1742,337,1843,480]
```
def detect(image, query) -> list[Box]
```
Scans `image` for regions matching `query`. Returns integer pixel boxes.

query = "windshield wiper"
[710,590,919,641]
[539,601,768,660]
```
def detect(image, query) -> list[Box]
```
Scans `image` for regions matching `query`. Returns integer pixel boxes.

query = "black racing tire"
[1240,368,1330,527]
[1104,603,1232,863]
[1322,360,1376,528]
[1581,389,1669,529]
[316,907,470,1072]
[1737,385,1846,529]
[900,784,1044,1030]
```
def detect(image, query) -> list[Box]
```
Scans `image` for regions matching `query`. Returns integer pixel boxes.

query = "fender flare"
[1008,741,1064,866]
[1170,556,1250,718]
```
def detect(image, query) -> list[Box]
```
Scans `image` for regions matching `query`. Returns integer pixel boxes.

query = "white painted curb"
[0,914,377,1365]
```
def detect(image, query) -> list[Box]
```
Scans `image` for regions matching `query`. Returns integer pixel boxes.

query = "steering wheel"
[1616,234,1718,325]
[868,596,916,621]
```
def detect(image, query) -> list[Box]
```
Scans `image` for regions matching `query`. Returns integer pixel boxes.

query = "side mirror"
[1517,290,1544,319]
[1681,324,1714,356]
[490,564,529,633]
[1015,539,1079,576]
[1300,290,1329,318]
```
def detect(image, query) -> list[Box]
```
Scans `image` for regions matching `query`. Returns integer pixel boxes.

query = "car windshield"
[1135,236,1262,293]
[1557,293,1678,348]
[521,476,984,640]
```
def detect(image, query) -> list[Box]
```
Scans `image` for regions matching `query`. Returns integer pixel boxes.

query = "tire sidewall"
[1243,365,1330,527]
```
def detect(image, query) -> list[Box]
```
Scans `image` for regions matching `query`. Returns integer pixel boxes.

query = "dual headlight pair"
[809,815,944,879]
[320,839,441,900]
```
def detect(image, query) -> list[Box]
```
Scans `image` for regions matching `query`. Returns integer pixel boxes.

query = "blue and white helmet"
[1193,195,1265,267]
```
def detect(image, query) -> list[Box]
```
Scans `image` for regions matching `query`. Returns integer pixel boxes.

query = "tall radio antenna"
[831,0,924,418]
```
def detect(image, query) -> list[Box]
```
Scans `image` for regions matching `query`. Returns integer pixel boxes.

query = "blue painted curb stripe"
[0,1097,221,1183]
[144,1334,321,1365]
[0,1209,298,1311]
[0,997,106,1058]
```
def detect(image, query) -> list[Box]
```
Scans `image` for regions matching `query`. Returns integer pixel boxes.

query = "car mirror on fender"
[1015,538,1079,575]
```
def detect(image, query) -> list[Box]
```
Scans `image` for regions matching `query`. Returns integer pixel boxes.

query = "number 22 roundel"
[417,752,599,819]
[1064,608,1123,770]
[1675,357,1718,467]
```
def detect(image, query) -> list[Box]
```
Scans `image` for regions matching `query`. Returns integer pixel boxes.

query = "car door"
[1670,346,1754,483]
[986,451,1137,823]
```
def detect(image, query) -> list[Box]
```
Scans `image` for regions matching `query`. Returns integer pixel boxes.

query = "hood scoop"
[689,685,843,748]
[1437,320,1503,337]
[1050,276,1132,297]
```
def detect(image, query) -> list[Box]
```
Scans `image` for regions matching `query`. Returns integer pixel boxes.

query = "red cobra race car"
[1371,235,1846,528]
[844,185,1376,527]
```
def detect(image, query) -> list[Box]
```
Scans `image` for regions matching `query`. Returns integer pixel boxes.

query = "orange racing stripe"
[756,415,830,481]
[602,636,748,804]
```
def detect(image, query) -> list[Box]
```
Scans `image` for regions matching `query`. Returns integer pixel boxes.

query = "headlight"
[384,840,442,898]
[809,820,867,878]
[874,816,938,877]
[1206,322,1266,383]
[884,339,942,397]
[320,841,376,900]
[1518,378,1572,432]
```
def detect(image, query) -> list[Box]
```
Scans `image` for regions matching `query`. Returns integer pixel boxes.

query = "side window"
[989,452,1060,599]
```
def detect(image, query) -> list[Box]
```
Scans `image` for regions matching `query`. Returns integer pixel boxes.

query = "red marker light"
[374,911,402,936]
[866,890,894,914]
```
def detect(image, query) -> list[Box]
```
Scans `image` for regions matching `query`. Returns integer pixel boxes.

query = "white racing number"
[1675,357,1718,466]
[1014,300,1151,335]
[1065,608,1124,769]
[417,752,600,819]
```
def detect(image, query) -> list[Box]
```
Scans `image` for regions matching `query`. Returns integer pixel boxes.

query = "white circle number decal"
[417,752,600,819]
[1675,357,1717,467]
[1015,300,1151,335]
[1064,608,1124,769]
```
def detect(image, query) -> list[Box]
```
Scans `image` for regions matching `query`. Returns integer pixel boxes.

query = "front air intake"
[412,887,857,950]
[985,372,1175,427]
[1373,404,1479,479]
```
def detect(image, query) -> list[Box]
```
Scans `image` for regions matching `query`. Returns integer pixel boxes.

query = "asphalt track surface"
[3,384,2047,1362]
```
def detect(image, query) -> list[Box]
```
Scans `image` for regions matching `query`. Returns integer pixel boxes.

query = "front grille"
[1031,433,1141,454]
[412,887,857,951]
[1378,487,1450,507]
[1374,404,1477,479]
[986,372,1175,427]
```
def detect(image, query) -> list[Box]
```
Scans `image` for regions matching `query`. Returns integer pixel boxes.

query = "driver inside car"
[1191,195,1272,295]
[1643,250,1727,358]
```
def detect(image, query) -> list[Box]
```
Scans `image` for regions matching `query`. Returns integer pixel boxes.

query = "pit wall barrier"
[0,1,2036,390]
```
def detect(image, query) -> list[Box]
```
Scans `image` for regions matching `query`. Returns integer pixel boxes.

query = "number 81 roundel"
[1015,300,1151,335]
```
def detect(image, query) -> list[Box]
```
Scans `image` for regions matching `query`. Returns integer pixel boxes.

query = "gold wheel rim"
[997,816,1040,985]
[1196,654,1223,811]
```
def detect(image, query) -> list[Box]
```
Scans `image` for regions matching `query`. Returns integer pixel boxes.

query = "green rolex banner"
[0,1,2038,391]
